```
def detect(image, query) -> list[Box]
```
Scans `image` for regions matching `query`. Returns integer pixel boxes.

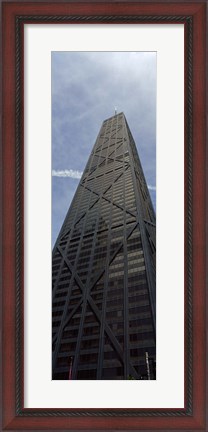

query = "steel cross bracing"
[52,142,139,376]
[57,134,128,241]
[55,225,140,379]
[52,221,138,347]
[53,116,127,365]
[52,127,130,298]
[52,112,156,380]
[60,163,136,241]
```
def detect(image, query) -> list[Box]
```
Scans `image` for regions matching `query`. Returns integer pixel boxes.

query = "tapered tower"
[52,113,156,380]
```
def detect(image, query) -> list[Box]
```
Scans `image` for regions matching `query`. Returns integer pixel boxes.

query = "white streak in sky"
[52,169,83,179]
[52,170,156,191]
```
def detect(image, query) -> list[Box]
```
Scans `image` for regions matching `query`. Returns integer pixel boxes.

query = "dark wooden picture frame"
[1,1,207,430]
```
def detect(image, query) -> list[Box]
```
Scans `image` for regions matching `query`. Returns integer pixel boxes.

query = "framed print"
[1,1,207,431]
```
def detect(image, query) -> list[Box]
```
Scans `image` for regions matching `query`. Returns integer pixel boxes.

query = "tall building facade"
[52,112,156,380]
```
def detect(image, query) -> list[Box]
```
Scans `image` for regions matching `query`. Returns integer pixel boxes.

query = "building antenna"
[114,107,117,115]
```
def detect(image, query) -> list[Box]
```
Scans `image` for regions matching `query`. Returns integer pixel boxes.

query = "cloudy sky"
[52,51,156,247]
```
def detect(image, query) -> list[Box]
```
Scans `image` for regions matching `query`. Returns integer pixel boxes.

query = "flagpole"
[145,351,151,380]
[69,356,73,380]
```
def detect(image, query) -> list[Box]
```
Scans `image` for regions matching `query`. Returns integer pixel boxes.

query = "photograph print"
[52,52,156,380]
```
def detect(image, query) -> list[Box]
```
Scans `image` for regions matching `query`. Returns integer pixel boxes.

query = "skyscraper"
[52,112,156,380]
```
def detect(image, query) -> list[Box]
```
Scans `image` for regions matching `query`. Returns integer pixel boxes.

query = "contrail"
[52,170,156,191]
[52,169,83,179]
